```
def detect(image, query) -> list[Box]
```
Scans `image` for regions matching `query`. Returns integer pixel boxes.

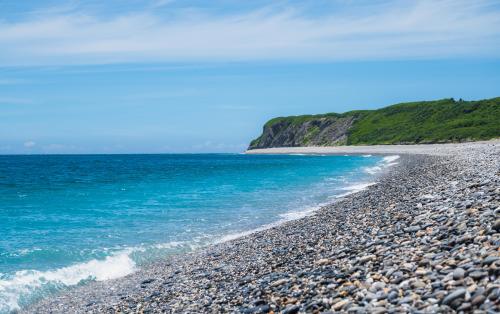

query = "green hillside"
[249,97,500,149]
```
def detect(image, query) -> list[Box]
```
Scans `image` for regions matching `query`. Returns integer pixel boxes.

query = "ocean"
[0,153,398,312]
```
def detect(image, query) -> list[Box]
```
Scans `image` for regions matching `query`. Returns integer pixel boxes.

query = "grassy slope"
[346,98,500,144]
[252,97,500,146]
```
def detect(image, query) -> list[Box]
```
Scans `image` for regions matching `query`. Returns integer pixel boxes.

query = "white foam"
[362,154,372,157]
[382,155,400,167]
[0,250,136,312]
[217,228,261,243]
[363,155,400,175]
[216,224,275,243]
[341,182,377,191]
[278,205,322,221]
[216,204,325,244]
[153,240,204,252]
[336,182,377,198]
[151,241,183,250]
[383,155,400,163]
[363,165,382,174]
[6,248,42,258]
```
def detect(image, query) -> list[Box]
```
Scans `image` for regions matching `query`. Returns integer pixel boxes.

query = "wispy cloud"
[23,140,36,148]
[0,0,499,66]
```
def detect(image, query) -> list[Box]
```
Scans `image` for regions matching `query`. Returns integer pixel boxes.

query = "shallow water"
[0,153,397,312]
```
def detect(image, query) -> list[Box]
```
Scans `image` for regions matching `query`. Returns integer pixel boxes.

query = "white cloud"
[23,141,36,148]
[0,0,499,66]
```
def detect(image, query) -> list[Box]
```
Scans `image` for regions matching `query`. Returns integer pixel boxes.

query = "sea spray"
[0,251,136,312]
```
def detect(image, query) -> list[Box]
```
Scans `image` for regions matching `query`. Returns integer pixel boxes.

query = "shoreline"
[245,140,500,156]
[214,155,399,245]
[5,153,386,313]
[19,155,389,312]
[27,141,499,313]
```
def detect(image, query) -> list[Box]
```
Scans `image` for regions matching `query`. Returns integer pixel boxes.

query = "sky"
[1,0,500,154]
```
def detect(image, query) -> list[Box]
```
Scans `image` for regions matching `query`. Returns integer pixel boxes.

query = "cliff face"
[248,97,500,149]
[249,116,356,149]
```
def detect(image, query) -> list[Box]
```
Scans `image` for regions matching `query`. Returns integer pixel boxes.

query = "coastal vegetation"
[249,97,500,149]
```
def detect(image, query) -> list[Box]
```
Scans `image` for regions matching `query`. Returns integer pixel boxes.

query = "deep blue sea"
[0,153,399,312]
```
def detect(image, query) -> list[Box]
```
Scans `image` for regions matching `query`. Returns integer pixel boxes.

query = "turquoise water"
[0,153,396,312]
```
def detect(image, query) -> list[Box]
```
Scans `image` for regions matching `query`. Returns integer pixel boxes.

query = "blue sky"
[1,0,500,154]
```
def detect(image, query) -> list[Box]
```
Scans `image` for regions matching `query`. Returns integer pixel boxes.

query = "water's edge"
[25,141,500,313]
[3,154,400,313]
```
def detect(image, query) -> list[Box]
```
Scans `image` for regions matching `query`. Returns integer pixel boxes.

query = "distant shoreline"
[245,139,500,156]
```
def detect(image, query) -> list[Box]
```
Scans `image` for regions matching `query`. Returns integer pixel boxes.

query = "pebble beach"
[27,141,500,313]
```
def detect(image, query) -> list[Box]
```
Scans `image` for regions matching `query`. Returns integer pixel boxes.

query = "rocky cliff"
[249,115,357,149]
[248,97,500,149]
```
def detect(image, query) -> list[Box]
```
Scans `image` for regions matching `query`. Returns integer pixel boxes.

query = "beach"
[27,140,500,313]
[245,140,499,156]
